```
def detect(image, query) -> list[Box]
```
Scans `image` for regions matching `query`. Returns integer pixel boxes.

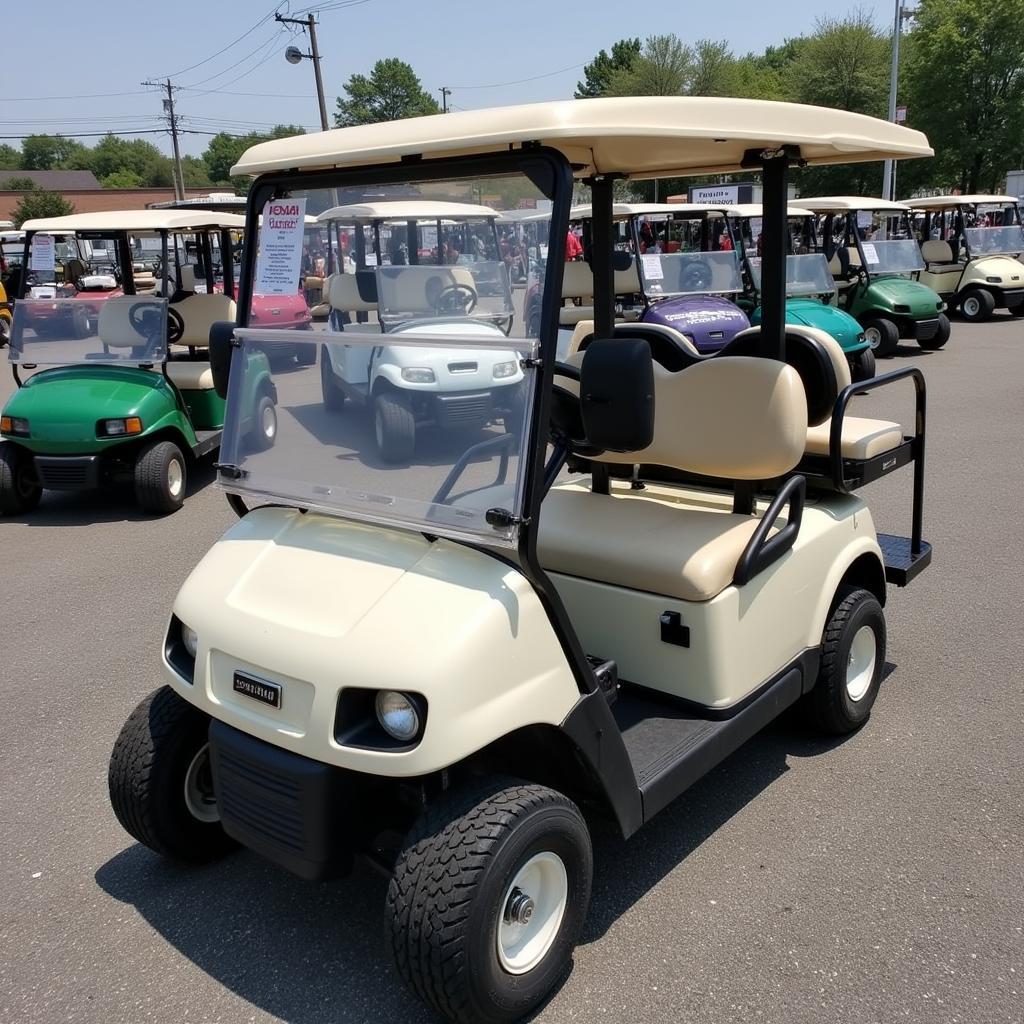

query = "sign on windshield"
[639,251,743,295]
[858,239,924,275]
[747,254,836,296]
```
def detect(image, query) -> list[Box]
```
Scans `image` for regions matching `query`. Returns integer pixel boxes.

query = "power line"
[0,129,170,140]
[179,28,286,89]
[180,33,287,96]
[447,62,585,91]
[4,90,152,102]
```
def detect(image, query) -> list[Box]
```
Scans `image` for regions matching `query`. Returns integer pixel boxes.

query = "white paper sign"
[365,253,378,267]
[861,242,880,265]
[254,198,307,295]
[30,234,55,274]
[691,184,740,205]
[641,253,665,280]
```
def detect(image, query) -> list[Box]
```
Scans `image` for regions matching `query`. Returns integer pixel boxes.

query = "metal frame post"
[758,150,792,361]
[589,174,615,338]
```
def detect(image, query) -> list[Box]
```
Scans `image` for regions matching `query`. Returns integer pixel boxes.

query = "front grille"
[914,318,940,341]
[215,748,305,853]
[33,455,98,490]
[435,391,491,428]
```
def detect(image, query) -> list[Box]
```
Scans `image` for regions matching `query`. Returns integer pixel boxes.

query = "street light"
[285,45,305,66]
[882,2,916,202]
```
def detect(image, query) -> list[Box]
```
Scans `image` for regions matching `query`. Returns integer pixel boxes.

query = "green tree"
[100,169,144,189]
[202,125,305,188]
[89,135,175,188]
[12,189,74,228]
[904,0,1024,193]
[181,155,213,188]
[606,34,693,96]
[20,134,89,170]
[575,38,641,98]
[335,58,439,126]
[2,176,38,191]
[0,145,21,170]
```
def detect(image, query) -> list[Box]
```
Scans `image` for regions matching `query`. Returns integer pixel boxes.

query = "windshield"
[964,226,1024,255]
[747,253,836,296]
[8,296,167,365]
[858,239,924,275]
[375,263,514,332]
[638,250,743,296]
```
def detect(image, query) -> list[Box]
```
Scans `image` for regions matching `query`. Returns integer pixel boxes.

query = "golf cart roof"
[728,203,816,218]
[316,200,498,223]
[797,196,912,213]
[21,209,246,233]
[569,202,731,220]
[231,97,933,180]
[908,194,1018,209]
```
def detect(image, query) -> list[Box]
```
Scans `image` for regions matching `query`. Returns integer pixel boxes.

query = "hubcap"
[497,851,568,975]
[183,744,219,823]
[846,624,877,702]
[262,403,276,439]
[865,326,881,349]
[963,296,979,317]
[167,458,184,497]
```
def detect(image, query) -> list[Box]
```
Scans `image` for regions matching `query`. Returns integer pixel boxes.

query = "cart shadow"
[93,662,896,1024]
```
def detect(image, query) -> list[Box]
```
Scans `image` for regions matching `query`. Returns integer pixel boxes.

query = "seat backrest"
[562,260,594,300]
[613,258,641,295]
[828,253,843,277]
[179,265,197,292]
[568,321,701,367]
[329,272,377,312]
[591,356,807,480]
[98,295,149,348]
[846,246,863,270]
[921,239,954,264]
[171,293,236,347]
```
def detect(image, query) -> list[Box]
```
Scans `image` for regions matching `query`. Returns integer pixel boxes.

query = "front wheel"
[862,317,899,358]
[387,778,592,1024]
[374,391,416,463]
[0,442,42,515]
[250,393,277,451]
[294,336,317,366]
[849,346,875,382]
[958,288,995,322]
[108,686,237,862]
[134,439,187,514]
[1007,297,1024,317]
[917,313,950,351]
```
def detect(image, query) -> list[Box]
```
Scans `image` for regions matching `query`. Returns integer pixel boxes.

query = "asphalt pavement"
[1,316,1022,1024]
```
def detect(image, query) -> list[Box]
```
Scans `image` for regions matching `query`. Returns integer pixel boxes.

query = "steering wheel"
[680,258,713,292]
[433,283,477,315]
[166,307,185,345]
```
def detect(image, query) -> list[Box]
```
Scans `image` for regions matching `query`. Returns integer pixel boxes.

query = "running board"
[878,532,932,586]
[193,430,222,459]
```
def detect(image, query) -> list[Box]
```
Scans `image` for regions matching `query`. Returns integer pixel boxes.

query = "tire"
[1007,297,1024,318]
[0,442,42,515]
[374,391,416,463]
[387,778,592,1024]
[958,288,995,322]
[108,685,237,863]
[804,585,887,736]
[0,312,10,349]
[526,301,541,338]
[918,312,950,351]
[134,439,187,514]
[849,346,875,382]
[862,317,899,358]
[71,305,91,339]
[320,346,346,412]
[251,393,277,451]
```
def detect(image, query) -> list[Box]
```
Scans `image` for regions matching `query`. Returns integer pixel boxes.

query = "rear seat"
[329,272,377,315]
[559,259,642,326]
[828,253,853,291]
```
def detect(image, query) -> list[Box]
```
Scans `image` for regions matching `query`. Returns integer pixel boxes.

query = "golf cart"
[911,194,1024,321]
[0,209,276,515]
[315,201,523,461]
[0,230,21,347]
[801,197,949,357]
[728,203,874,380]
[107,97,934,1023]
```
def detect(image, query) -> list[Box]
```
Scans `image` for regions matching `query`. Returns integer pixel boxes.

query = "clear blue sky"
[3,0,897,160]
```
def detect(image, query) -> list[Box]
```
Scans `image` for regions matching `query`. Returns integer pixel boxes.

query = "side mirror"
[580,339,655,452]
[209,320,235,400]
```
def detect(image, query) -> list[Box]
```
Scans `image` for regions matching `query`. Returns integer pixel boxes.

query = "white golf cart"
[911,194,1024,320]
[315,200,523,461]
[108,97,934,1023]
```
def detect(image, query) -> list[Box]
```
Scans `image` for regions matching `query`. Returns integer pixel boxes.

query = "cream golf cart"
[108,97,934,1023]
[911,194,1024,320]
[314,200,523,461]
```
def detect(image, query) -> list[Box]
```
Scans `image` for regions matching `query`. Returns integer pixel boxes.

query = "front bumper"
[912,317,940,341]
[32,454,100,490]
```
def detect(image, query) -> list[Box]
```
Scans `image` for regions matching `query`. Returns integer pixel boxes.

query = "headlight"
[180,622,199,659]
[492,360,517,379]
[401,367,435,383]
[375,690,420,742]
[0,416,29,437]
[99,417,142,437]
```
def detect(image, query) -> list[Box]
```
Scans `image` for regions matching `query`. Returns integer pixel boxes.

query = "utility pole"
[882,2,914,202]
[276,12,330,130]
[440,87,451,113]
[143,78,185,200]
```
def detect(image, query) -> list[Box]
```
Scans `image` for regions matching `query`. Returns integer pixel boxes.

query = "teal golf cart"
[801,197,949,358]
[0,210,276,515]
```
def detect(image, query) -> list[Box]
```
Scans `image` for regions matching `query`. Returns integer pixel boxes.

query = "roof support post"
[758,149,791,361]
[589,174,616,339]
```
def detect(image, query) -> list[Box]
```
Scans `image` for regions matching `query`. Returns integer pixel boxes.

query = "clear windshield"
[8,296,167,365]
[375,263,514,332]
[638,250,743,296]
[219,329,535,547]
[858,239,924,275]
[747,253,836,296]
[964,226,1024,256]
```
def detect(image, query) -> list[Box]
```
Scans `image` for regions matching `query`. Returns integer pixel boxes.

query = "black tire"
[526,300,541,338]
[320,346,346,412]
[958,287,995,323]
[849,346,875,382]
[804,585,887,735]
[71,304,91,339]
[0,442,42,515]
[1007,297,1024,318]
[918,312,950,351]
[387,778,592,1024]
[250,393,277,451]
[862,317,899,358]
[134,439,187,514]
[374,390,416,463]
[108,685,237,863]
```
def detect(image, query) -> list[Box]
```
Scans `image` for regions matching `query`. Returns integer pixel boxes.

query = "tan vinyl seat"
[559,259,642,325]
[165,361,215,390]
[329,272,377,313]
[920,239,964,275]
[539,357,807,601]
[564,319,700,360]
[170,293,236,347]
[828,254,853,290]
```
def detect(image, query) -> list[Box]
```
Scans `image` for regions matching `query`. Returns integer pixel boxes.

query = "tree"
[0,145,21,171]
[100,169,144,189]
[89,135,175,188]
[12,189,74,228]
[904,0,1024,193]
[335,58,439,127]
[20,134,89,170]
[606,34,693,96]
[202,125,305,188]
[2,176,38,191]
[575,38,641,98]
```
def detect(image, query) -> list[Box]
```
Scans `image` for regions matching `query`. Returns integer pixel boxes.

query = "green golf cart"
[801,197,949,358]
[0,210,276,516]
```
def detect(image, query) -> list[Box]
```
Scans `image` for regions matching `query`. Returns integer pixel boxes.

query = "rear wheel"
[387,778,592,1024]
[918,312,950,351]
[958,288,995,322]
[374,391,415,463]
[250,394,277,451]
[862,317,899,358]
[849,346,875,382]
[320,346,346,412]
[0,442,41,515]
[134,439,187,514]
[294,333,317,366]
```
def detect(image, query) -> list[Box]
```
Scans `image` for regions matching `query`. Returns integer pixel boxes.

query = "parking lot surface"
[1,318,1022,1024]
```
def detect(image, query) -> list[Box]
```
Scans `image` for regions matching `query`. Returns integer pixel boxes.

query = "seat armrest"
[733,475,805,586]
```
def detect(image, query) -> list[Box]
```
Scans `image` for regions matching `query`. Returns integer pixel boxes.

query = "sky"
[3,0,898,161]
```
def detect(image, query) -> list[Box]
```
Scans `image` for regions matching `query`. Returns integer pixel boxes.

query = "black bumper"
[912,317,940,341]
[208,720,354,880]
[33,454,100,490]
